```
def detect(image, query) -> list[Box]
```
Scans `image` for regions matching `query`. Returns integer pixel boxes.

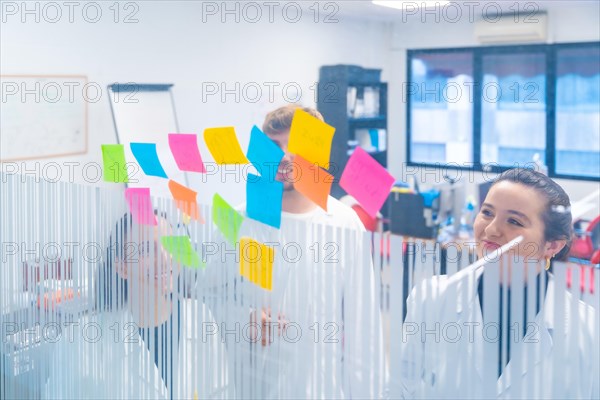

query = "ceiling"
[329,1,598,22]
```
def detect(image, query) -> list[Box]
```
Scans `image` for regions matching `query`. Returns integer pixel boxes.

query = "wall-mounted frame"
[0,75,88,161]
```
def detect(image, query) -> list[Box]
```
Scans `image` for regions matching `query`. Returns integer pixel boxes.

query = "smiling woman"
[399,168,598,398]
[100,211,182,395]
[43,211,185,399]
[98,212,181,318]
[474,168,573,267]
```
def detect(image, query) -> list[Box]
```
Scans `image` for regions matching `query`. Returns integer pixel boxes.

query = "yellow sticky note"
[288,109,335,168]
[239,237,274,291]
[204,127,249,165]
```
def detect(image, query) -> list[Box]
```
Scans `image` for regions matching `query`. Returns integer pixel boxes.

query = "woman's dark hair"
[492,168,573,261]
[97,212,132,311]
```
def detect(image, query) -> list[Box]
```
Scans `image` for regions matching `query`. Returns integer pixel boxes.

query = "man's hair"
[262,105,324,135]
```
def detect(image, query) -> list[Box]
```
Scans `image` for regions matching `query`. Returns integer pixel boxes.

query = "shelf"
[347,82,385,88]
[348,148,387,157]
[317,65,388,201]
[349,116,386,123]
[348,117,387,129]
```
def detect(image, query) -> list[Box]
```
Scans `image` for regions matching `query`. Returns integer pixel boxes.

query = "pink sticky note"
[168,134,207,173]
[125,188,157,225]
[340,147,395,218]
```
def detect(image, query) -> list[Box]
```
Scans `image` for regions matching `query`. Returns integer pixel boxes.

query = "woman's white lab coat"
[43,300,229,399]
[398,272,598,399]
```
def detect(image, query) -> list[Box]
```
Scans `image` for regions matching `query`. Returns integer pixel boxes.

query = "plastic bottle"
[533,153,548,176]
[458,196,476,239]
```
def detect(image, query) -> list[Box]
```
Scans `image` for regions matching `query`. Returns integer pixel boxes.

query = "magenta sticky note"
[339,147,395,218]
[125,188,157,226]
[168,134,207,173]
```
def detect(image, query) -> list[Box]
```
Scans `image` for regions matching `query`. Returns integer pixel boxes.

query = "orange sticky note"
[204,127,249,165]
[288,109,335,168]
[239,237,274,291]
[292,155,333,211]
[168,180,204,223]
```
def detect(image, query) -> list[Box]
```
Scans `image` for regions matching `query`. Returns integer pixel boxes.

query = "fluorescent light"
[372,1,451,10]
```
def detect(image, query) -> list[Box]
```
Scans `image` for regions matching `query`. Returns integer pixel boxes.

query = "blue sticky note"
[130,143,168,178]
[246,126,284,181]
[246,173,283,229]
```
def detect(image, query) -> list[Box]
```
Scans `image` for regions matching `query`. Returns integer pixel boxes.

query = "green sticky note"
[212,193,244,246]
[101,144,129,183]
[160,236,204,269]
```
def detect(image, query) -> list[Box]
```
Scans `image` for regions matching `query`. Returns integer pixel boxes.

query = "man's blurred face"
[266,129,296,191]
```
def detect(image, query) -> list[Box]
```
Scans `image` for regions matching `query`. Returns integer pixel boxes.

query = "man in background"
[206,105,384,399]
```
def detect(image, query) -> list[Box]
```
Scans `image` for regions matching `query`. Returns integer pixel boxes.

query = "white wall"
[1,1,598,209]
[386,1,600,208]
[0,1,391,204]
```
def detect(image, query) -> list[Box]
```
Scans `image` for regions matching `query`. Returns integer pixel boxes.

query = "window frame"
[406,41,600,182]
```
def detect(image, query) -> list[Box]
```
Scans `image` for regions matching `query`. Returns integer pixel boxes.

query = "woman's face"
[474,181,561,267]
[117,217,179,296]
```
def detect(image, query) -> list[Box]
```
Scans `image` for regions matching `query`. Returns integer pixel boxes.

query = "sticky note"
[239,237,274,291]
[130,143,168,178]
[292,155,333,211]
[246,174,283,229]
[168,134,207,173]
[246,125,284,180]
[204,127,249,165]
[340,147,394,218]
[101,144,129,183]
[288,109,335,168]
[160,236,204,269]
[168,180,204,223]
[212,193,244,245]
[125,188,157,226]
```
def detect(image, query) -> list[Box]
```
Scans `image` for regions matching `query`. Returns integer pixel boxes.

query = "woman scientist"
[44,212,226,399]
[398,168,598,399]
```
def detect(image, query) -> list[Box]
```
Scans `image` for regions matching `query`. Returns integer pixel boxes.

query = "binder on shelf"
[363,86,380,117]
[353,129,387,153]
[347,87,357,117]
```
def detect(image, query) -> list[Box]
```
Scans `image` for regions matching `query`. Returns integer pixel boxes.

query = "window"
[407,42,600,181]
[481,51,546,166]
[409,52,473,165]
[555,45,600,178]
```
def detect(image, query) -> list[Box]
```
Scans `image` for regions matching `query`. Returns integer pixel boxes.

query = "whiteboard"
[108,84,188,200]
[0,75,88,161]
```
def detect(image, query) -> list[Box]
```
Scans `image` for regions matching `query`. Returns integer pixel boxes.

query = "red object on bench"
[37,288,80,310]
[566,264,595,294]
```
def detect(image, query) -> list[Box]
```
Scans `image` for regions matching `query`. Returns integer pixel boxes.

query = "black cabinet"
[317,65,388,199]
